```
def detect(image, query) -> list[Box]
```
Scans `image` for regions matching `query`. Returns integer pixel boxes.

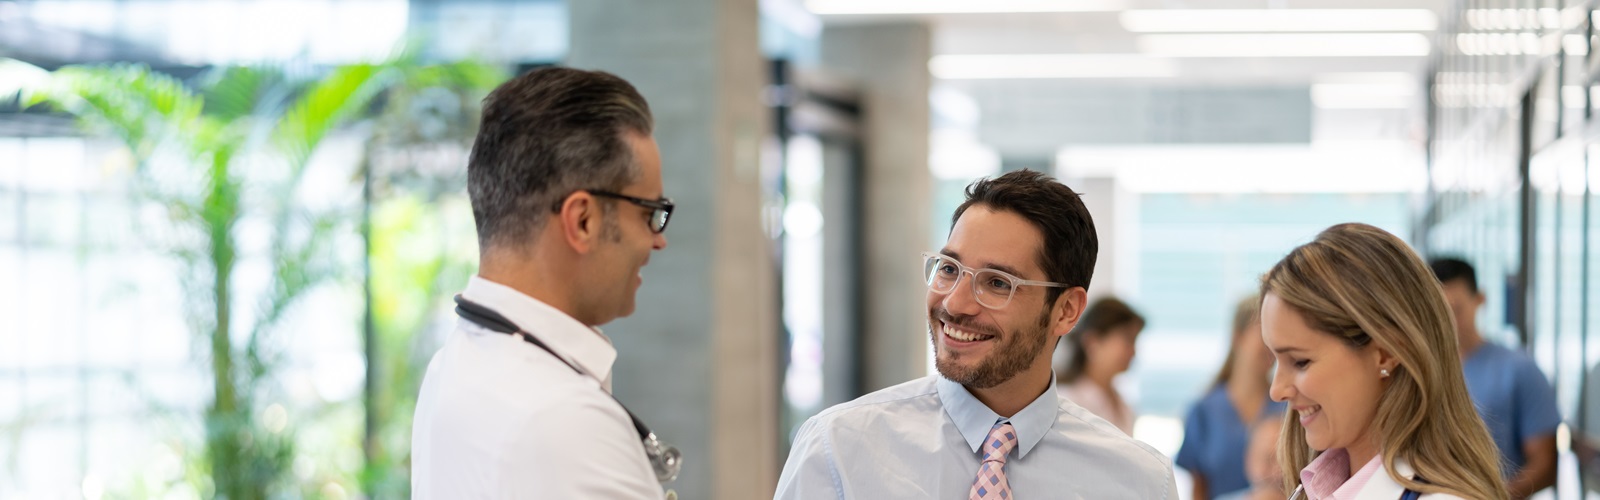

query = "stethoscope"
[454,294,683,484]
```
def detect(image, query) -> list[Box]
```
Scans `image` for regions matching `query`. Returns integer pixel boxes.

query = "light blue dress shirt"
[774,375,1179,499]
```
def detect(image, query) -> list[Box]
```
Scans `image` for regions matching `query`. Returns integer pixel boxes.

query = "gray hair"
[467,66,654,250]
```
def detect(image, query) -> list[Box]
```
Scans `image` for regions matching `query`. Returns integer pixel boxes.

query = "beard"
[930,306,1052,389]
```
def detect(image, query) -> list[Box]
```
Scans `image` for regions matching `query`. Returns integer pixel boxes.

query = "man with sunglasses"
[413,67,675,499]
[775,170,1177,499]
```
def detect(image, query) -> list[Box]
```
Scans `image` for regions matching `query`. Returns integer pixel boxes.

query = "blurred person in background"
[1263,223,1505,500]
[1428,257,1559,499]
[1217,418,1289,500]
[411,67,676,499]
[774,171,1178,499]
[1177,294,1287,500]
[1056,296,1145,435]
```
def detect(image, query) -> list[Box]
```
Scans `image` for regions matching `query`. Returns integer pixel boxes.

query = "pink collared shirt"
[1300,448,1385,500]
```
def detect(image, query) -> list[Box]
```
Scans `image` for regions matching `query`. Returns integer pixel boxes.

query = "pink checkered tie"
[968,422,1017,500]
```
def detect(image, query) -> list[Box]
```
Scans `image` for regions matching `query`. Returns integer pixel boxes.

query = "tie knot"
[982,422,1017,463]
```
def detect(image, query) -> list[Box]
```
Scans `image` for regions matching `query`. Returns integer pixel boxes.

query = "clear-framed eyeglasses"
[922,252,1071,310]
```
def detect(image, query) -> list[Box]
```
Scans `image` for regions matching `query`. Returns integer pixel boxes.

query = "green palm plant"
[12,54,502,497]
[354,57,502,496]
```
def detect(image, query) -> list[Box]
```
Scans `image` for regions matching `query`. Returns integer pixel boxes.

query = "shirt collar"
[1330,453,1387,499]
[461,275,618,386]
[936,375,1058,459]
[1300,448,1352,500]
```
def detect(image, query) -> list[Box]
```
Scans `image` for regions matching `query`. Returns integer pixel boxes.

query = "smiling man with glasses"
[775,170,1178,500]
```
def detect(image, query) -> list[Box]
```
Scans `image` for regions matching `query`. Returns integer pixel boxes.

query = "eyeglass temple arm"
[1015,279,1073,288]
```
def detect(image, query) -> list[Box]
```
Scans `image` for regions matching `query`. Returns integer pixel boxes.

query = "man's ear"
[1050,287,1089,338]
[558,192,601,254]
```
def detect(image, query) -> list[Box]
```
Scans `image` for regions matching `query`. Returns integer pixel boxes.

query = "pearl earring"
[1380,368,1390,377]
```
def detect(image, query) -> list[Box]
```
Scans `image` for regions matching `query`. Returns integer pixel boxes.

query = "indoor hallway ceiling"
[805,0,1448,87]
[791,0,1450,151]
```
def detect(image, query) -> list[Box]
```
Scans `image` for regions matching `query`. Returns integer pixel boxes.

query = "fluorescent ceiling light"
[1139,34,1431,57]
[930,54,1178,79]
[806,0,1124,15]
[1567,34,1589,55]
[1453,33,1583,56]
[1121,9,1437,33]
[1467,7,1586,31]
[1056,141,1426,193]
[1314,72,1416,85]
[1311,83,1416,109]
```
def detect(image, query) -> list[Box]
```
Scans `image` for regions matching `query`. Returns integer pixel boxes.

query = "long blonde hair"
[1261,223,1506,500]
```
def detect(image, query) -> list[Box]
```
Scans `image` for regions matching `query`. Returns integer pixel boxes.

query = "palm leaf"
[26,64,205,165]
[397,59,505,92]
[200,66,284,123]
[272,63,394,172]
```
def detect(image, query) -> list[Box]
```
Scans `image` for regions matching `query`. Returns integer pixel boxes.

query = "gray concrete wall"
[820,23,933,392]
[569,1,777,498]
[1069,176,1139,301]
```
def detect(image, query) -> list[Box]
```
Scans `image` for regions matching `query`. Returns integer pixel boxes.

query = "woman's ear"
[1372,345,1400,377]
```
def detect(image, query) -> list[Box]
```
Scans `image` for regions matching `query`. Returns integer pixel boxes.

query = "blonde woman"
[1260,223,1506,500]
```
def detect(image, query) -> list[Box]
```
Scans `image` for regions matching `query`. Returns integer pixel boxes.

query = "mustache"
[931,308,1000,337]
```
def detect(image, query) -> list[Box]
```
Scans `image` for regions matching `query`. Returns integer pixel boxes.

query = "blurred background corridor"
[2,0,1598,498]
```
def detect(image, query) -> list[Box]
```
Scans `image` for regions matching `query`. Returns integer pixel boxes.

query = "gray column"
[1050,175,1138,373]
[820,23,932,392]
[1072,176,1139,300]
[569,2,776,499]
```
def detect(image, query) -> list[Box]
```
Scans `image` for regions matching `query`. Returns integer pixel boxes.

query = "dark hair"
[1059,297,1145,384]
[952,169,1098,305]
[1428,257,1479,295]
[467,66,654,250]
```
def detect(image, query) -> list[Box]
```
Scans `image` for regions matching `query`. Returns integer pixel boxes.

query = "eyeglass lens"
[924,255,1016,308]
[651,209,670,233]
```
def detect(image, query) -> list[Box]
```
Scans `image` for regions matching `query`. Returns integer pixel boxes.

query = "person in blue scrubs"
[1430,257,1560,499]
[1176,295,1286,500]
